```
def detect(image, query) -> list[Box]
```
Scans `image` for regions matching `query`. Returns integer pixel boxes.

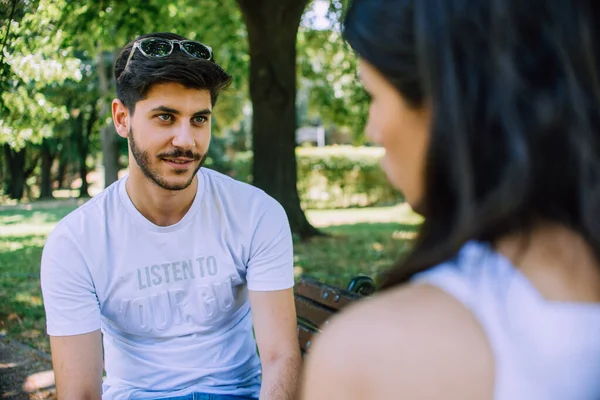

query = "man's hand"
[50,330,103,400]
[249,288,302,400]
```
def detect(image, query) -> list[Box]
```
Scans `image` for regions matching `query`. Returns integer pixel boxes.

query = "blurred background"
[0,2,420,394]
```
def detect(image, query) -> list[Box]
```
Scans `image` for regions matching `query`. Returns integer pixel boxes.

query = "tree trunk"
[101,125,119,187]
[0,145,6,195]
[56,151,68,189]
[39,138,55,199]
[237,0,320,239]
[4,145,26,200]
[23,151,39,201]
[77,110,90,198]
[79,156,89,197]
[78,105,97,198]
[2,144,12,196]
[97,47,120,188]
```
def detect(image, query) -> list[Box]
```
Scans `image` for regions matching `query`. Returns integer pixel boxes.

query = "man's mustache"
[157,149,202,160]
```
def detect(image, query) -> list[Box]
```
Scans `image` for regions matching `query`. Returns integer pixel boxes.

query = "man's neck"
[125,169,198,227]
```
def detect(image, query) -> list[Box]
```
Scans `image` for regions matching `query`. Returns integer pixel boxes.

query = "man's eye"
[158,114,173,122]
[193,116,207,124]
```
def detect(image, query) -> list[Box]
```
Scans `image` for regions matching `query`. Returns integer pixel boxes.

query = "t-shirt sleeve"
[246,197,295,291]
[40,224,101,336]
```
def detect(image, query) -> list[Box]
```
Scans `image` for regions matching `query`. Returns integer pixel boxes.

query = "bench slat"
[297,321,318,352]
[295,278,359,311]
[294,295,337,328]
[294,275,375,356]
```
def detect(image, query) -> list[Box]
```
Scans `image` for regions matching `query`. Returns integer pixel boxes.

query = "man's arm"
[41,227,103,399]
[50,330,103,400]
[249,288,302,400]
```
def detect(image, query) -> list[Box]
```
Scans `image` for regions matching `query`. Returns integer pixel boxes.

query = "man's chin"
[158,181,194,191]
[164,175,198,191]
[148,169,198,191]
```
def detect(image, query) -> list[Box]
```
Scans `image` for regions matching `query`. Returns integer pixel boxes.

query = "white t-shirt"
[414,241,600,400]
[40,168,295,399]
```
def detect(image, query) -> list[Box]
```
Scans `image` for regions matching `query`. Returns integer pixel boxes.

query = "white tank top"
[413,241,600,400]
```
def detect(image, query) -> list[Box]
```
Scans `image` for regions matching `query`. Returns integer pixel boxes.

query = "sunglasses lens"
[182,41,212,60]
[139,39,172,57]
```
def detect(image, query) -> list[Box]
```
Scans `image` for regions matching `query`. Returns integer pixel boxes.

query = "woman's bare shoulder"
[298,283,495,400]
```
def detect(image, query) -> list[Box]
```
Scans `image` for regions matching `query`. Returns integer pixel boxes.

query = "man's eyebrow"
[193,109,212,116]
[150,106,180,114]
[149,106,212,116]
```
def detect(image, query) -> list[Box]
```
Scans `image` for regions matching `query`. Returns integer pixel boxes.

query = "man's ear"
[112,99,130,139]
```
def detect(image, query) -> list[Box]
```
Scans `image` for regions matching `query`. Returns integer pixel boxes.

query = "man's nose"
[171,124,195,149]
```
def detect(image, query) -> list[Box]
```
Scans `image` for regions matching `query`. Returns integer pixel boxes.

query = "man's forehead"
[141,83,212,112]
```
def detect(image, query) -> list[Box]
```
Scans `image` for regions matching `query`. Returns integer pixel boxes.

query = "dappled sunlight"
[0,207,78,231]
[0,214,26,225]
[15,293,43,307]
[293,256,304,278]
[0,235,46,254]
[0,240,25,252]
[52,189,85,199]
[0,208,75,238]
[393,230,418,240]
[27,211,64,225]
[294,266,304,278]
[20,330,43,340]
[306,202,423,227]
[371,242,384,251]
[1,225,54,238]
[0,338,55,398]
[22,369,56,394]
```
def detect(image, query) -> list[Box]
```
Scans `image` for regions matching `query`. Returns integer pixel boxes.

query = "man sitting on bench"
[40,32,301,400]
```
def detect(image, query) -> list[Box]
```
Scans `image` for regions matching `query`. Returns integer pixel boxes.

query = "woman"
[299,0,600,399]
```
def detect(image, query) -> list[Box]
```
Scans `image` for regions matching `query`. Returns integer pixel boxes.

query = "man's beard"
[129,128,207,191]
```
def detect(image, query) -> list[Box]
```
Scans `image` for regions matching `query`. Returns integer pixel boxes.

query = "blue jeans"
[159,393,258,400]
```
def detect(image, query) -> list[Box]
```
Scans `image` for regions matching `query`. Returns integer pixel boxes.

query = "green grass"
[0,201,420,352]
[294,222,418,287]
[0,206,79,353]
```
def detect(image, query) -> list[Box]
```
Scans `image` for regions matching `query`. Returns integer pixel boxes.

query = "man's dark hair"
[344,0,600,287]
[114,32,232,113]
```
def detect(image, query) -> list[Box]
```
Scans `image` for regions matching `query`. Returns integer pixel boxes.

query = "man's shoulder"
[201,168,282,211]
[202,167,263,193]
[48,179,121,239]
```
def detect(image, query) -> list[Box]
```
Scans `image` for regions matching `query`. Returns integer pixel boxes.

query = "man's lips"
[162,157,194,163]
[161,157,195,167]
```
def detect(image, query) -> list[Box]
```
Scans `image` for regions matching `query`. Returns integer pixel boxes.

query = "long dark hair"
[343,0,600,289]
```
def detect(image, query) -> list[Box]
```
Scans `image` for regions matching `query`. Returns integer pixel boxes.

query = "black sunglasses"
[124,37,213,71]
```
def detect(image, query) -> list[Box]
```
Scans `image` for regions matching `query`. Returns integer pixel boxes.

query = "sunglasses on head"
[123,37,213,72]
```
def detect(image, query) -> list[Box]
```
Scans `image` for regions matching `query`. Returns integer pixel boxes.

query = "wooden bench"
[294,275,376,355]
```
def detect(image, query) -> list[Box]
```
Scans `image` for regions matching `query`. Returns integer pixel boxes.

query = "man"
[40,32,301,400]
